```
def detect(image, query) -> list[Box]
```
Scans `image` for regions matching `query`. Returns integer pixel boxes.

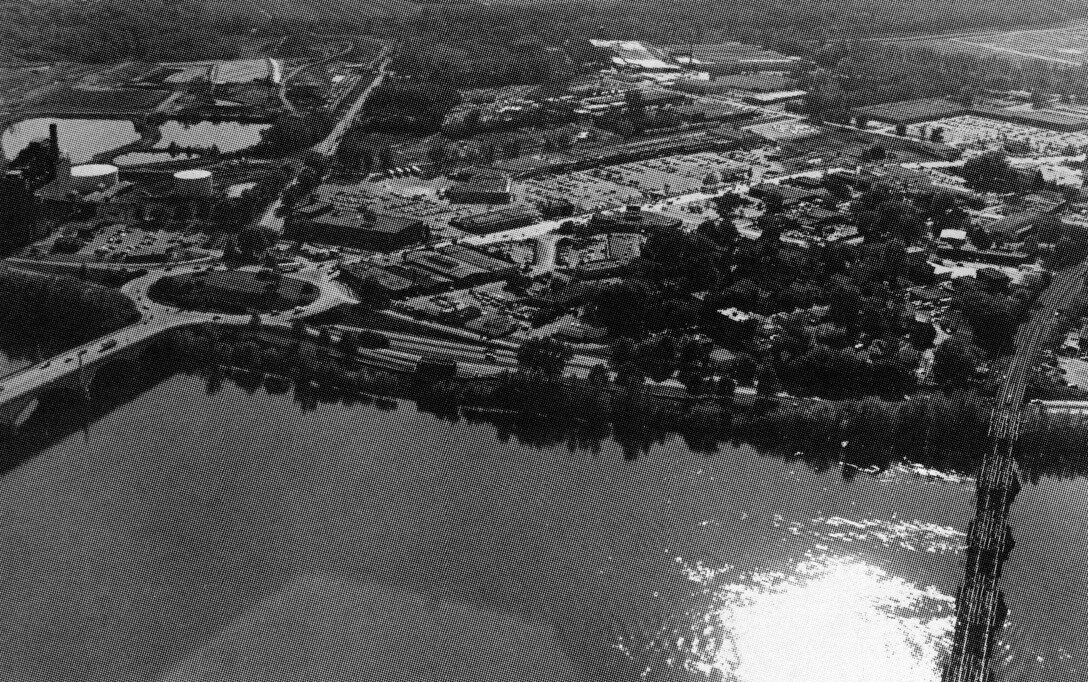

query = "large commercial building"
[340,262,418,297]
[439,244,519,279]
[446,170,513,204]
[450,205,538,234]
[586,205,683,233]
[292,203,429,251]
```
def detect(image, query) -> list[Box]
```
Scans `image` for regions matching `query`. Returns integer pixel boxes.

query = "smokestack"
[49,123,59,161]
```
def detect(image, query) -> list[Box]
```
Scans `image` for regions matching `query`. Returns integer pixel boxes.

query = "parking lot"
[516,149,782,214]
[400,282,534,335]
[892,115,1088,156]
[30,223,211,264]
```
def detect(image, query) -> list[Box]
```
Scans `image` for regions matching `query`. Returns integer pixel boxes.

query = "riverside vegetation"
[142,322,1088,477]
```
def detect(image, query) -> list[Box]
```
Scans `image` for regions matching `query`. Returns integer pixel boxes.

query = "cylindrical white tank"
[70,164,119,193]
[173,169,214,197]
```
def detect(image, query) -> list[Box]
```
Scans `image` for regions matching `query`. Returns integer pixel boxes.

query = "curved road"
[0,263,357,408]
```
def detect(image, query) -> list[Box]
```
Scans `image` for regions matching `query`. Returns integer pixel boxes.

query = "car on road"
[40,361,50,369]
[100,340,117,352]
[484,352,498,364]
[212,315,222,321]
[64,358,73,363]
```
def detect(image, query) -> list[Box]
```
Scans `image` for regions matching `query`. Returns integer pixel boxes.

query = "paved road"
[0,264,356,408]
[259,46,392,232]
[313,47,392,157]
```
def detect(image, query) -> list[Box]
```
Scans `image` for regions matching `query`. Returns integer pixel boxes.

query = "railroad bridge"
[944,259,1088,682]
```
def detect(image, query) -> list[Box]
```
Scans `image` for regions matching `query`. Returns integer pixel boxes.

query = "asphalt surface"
[0,263,356,408]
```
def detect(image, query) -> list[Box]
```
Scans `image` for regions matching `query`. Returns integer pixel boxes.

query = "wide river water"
[0,372,1083,682]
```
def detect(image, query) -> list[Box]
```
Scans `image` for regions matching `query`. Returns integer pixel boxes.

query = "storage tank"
[173,169,214,198]
[70,164,119,193]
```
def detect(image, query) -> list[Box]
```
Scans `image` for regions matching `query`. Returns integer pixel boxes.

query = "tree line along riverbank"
[129,322,1088,477]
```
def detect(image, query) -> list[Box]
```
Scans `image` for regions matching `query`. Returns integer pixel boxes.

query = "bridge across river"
[0,263,356,434]
[943,260,1088,682]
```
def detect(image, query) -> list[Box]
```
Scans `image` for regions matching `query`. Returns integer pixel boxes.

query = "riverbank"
[143,324,1088,477]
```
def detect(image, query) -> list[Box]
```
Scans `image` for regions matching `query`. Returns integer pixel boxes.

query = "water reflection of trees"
[6,331,1088,483]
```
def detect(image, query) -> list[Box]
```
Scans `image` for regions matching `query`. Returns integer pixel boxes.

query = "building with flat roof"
[340,263,417,296]
[439,244,519,278]
[608,232,642,261]
[450,205,538,234]
[587,206,682,233]
[293,206,429,252]
[388,263,453,291]
[750,183,832,207]
[446,170,513,204]
[405,251,492,285]
[939,228,968,247]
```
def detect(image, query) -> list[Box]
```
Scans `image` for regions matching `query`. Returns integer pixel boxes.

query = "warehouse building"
[339,263,418,297]
[586,205,683,233]
[446,169,514,204]
[293,206,429,251]
[450,205,539,234]
[439,244,519,279]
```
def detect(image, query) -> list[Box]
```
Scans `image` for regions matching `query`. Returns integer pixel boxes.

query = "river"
[0,372,1083,682]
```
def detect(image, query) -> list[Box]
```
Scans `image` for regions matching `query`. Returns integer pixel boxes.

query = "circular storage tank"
[173,169,214,198]
[70,164,119,193]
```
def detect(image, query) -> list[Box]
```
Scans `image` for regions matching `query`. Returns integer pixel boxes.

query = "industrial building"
[340,262,418,296]
[446,169,513,204]
[292,204,429,251]
[450,205,538,234]
[439,244,519,279]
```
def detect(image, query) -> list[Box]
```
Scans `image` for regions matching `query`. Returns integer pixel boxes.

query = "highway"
[0,263,356,410]
[313,46,392,157]
[259,45,393,232]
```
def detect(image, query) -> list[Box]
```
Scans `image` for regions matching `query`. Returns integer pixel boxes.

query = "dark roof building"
[440,244,518,278]
[405,251,488,283]
[293,206,429,252]
[750,183,832,207]
[450,205,538,234]
[447,169,513,204]
[340,263,417,296]
[586,206,683,233]
[976,266,1011,290]
[387,263,453,291]
[853,98,968,125]
[987,211,1044,238]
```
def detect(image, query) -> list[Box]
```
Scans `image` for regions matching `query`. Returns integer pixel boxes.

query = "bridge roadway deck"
[0,263,355,413]
[945,260,1088,682]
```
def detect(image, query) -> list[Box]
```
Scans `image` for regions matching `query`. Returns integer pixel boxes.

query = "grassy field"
[895,21,1088,67]
[29,86,170,113]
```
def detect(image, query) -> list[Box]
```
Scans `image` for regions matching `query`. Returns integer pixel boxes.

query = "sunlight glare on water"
[689,555,954,682]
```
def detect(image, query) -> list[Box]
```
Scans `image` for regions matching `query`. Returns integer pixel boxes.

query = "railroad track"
[945,260,1088,682]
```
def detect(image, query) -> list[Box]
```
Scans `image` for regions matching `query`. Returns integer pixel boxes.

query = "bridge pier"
[0,396,40,437]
